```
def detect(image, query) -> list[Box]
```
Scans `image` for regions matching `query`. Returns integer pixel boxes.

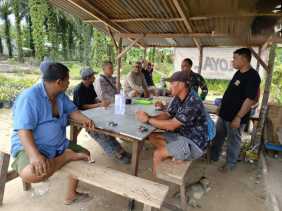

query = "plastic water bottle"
[115,90,125,115]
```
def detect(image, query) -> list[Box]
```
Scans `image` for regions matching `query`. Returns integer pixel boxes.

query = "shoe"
[218,163,236,173]
[114,151,132,164]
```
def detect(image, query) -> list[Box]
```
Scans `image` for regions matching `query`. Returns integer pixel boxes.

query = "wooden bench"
[62,160,169,211]
[156,159,192,211]
[0,151,31,206]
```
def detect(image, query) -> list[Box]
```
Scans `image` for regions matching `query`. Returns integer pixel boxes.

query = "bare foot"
[172,159,185,164]
[65,149,90,162]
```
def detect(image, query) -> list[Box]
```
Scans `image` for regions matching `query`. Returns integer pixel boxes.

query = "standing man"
[211,48,261,172]
[73,66,131,164]
[11,63,94,205]
[124,61,149,98]
[94,61,118,103]
[181,58,208,100]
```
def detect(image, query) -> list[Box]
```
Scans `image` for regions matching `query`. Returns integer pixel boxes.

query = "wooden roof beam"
[84,18,184,23]
[119,32,227,38]
[250,47,271,72]
[65,0,144,48]
[172,0,201,50]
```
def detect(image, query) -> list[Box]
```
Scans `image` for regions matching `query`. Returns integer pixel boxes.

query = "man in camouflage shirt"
[136,71,208,175]
[181,58,208,100]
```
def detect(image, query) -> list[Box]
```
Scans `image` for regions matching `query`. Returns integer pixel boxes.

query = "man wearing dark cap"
[73,67,131,164]
[136,71,208,175]
[11,63,94,205]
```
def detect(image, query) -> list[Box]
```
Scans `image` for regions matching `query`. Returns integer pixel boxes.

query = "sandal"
[64,192,92,205]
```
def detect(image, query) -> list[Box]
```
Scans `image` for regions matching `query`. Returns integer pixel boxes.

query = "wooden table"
[69,104,159,177]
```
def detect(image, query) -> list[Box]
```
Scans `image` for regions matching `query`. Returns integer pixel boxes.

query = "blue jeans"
[211,117,243,167]
[88,131,122,156]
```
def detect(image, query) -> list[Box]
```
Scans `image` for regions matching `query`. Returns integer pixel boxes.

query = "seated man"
[94,61,118,103]
[73,67,110,109]
[124,61,149,98]
[73,66,131,164]
[136,71,208,175]
[11,63,94,205]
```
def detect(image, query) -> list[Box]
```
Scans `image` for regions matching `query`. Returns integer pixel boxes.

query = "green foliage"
[270,47,282,105]
[0,74,36,102]
[12,0,24,62]
[0,0,12,57]
[28,0,48,60]
[47,5,58,59]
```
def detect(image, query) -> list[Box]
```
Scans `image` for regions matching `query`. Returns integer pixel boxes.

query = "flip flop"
[64,192,92,205]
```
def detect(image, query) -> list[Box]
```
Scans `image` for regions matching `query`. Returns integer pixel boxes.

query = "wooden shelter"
[49,0,281,150]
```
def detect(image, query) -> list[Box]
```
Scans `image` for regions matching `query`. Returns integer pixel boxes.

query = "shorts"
[162,132,204,161]
[11,141,88,174]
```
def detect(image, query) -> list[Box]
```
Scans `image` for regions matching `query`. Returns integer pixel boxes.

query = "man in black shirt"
[211,48,261,171]
[73,67,131,164]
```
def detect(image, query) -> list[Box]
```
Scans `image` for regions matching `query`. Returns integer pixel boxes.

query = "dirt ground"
[0,108,267,211]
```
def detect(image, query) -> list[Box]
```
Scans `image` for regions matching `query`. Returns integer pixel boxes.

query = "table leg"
[129,141,144,210]
[69,125,81,144]
[131,141,144,176]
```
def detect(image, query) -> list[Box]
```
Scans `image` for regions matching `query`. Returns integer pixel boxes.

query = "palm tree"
[0,0,12,57]
[12,0,24,62]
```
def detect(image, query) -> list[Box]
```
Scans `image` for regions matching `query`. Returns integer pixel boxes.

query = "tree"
[0,36,3,55]
[0,0,12,57]
[47,5,58,59]
[28,0,48,60]
[12,0,24,62]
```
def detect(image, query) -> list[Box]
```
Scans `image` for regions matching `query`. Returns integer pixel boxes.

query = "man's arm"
[198,75,208,100]
[236,98,257,119]
[69,110,95,130]
[148,117,182,131]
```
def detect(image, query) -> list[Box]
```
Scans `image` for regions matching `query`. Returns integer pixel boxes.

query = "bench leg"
[180,183,187,211]
[206,143,212,164]
[0,152,10,206]
[22,180,31,191]
[143,205,153,211]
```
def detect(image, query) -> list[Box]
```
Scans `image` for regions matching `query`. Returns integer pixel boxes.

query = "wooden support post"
[116,35,144,60]
[143,48,147,60]
[107,26,118,50]
[250,47,271,72]
[143,205,152,211]
[0,152,10,206]
[116,38,122,93]
[251,44,277,151]
[198,47,203,74]
[256,46,262,71]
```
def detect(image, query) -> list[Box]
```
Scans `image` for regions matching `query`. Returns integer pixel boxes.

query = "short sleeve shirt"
[11,82,77,159]
[190,71,208,100]
[94,75,117,102]
[167,91,208,150]
[73,82,98,109]
[219,68,261,123]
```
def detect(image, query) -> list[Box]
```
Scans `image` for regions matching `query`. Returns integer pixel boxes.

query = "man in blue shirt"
[136,71,208,175]
[11,63,94,205]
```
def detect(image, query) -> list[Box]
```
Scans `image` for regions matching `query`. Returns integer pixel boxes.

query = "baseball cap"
[80,67,98,79]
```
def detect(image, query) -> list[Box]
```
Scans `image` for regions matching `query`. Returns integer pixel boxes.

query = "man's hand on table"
[154,101,166,111]
[136,110,150,123]
[82,118,95,131]
[99,100,111,108]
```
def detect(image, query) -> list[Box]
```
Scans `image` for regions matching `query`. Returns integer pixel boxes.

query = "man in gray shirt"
[94,61,118,102]
[124,61,149,98]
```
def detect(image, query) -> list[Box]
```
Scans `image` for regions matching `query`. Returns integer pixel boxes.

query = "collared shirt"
[94,74,117,102]
[11,82,77,159]
[189,71,208,100]
[124,71,148,95]
[73,82,98,109]
[167,91,208,150]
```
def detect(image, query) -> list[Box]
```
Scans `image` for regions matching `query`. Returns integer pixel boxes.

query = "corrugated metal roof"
[49,0,282,48]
